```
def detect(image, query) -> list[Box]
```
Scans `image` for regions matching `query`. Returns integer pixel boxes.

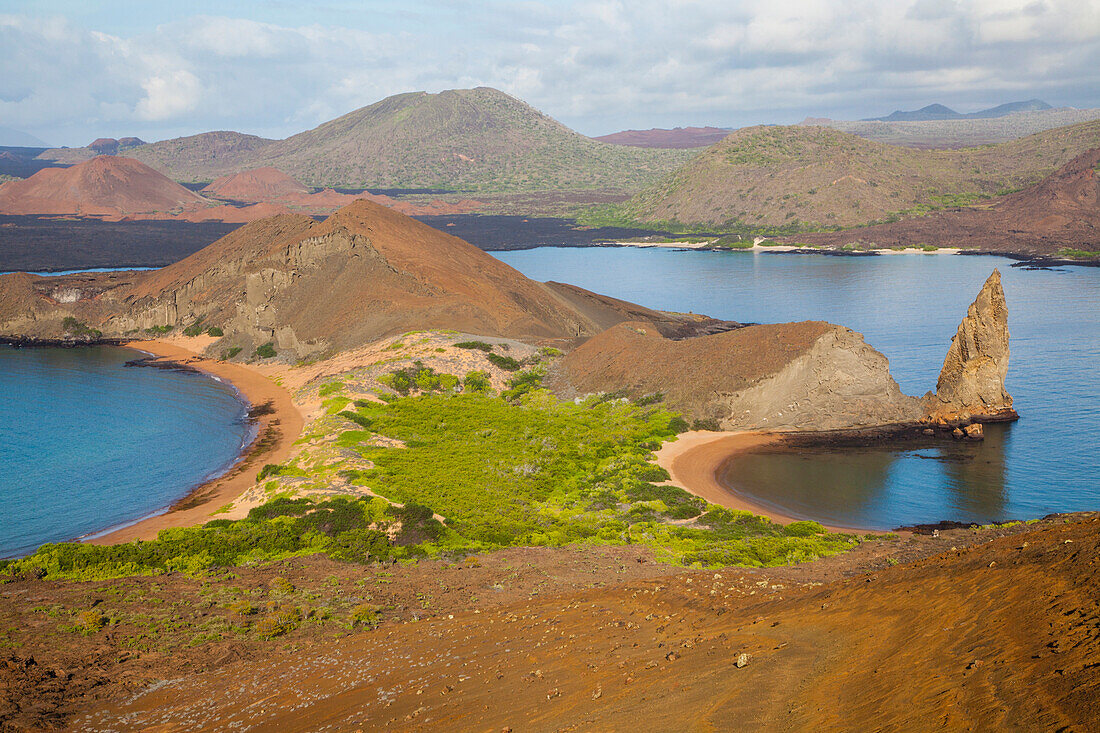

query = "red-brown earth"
[0,159,486,226]
[0,157,206,219]
[3,515,1096,730]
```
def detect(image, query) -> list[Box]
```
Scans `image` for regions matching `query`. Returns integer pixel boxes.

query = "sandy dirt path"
[88,340,303,544]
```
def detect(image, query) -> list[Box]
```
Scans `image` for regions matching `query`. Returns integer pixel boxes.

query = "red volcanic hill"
[592,126,733,149]
[0,156,206,218]
[202,167,311,202]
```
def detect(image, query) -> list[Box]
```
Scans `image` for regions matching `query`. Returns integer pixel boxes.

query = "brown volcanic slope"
[0,156,205,217]
[74,514,1100,731]
[554,319,921,430]
[795,147,1100,258]
[201,166,309,201]
[624,120,1100,228]
[0,199,684,354]
[592,126,733,149]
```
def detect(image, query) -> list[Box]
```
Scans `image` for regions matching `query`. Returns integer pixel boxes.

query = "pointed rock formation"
[924,269,1017,425]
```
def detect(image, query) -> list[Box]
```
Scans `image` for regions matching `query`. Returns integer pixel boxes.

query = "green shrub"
[318,381,345,398]
[350,603,383,627]
[183,320,205,337]
[206,326,224,337]
[667,416,690,433]
[222,346,242,360]
[62,317,102,338]
[257,464,284,481]
[463,370,492,393]
[144,325,173,335]
[340,411,373,429]
[379,362,459,396]
[486,353,521,371]
[633,392,665,406]
[255,607,301,638]
[255,342,277,359]
[454,341,493,352]
[501,369,543,402]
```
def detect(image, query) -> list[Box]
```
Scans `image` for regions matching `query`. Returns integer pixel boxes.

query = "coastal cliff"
[557,268,1014,434]
[924,269,1017,426]
[555,320,922,431]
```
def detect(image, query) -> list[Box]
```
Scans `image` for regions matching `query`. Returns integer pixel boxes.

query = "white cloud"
[1,1,1098,145]
[135,69,202,120]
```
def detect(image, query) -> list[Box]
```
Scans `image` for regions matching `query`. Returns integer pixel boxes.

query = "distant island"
[865,98,1053,122]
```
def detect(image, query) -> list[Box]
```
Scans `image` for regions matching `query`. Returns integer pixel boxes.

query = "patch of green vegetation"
[182,319,205,337]
[377,361,461,396]
[222,346,242,360]
[144,325,173,335]
[454,340,493,352]
[539,346,562,357]
[255,342,277,359]
[713,235,753,249]
[486,353,521,371]
[0,496,432,581]
[334,390,857,564]
[61,317,102,338]
[463,370,492,394]
[318,381,345,398]
[1057,248,1100,260]
[207,326,224,337]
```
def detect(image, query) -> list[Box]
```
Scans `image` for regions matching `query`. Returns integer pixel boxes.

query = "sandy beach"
[88,339,304,544]
[653,430,882,533]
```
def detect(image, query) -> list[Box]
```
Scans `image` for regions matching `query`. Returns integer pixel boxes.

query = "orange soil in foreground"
[77,514,1100,730]
[88,339,303,544]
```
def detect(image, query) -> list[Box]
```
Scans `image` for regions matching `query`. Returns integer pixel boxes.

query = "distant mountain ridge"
[0,126,47,147]
[867,99,1053,122]
[124,88,695,193]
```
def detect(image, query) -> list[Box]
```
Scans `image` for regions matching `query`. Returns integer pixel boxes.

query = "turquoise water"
[493,248,1100,529]
[0,346,251,557]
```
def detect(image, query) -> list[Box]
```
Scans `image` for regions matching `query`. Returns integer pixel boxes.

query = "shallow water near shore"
[493,248,1100,529]
[0,346,251,557]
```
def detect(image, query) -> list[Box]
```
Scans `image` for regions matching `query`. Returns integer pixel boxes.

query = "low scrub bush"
[4,496,410,581]
[486,353,521,371]
[255,342,277,359]
[378,362,459,396]
[455,341,493,352]
[62,317,102,338]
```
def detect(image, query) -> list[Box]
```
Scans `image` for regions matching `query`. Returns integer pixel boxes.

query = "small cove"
[493,248,1100,529]
[0,345,251,557]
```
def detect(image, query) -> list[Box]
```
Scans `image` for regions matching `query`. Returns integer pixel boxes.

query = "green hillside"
[129,88,695,193]
[615,120,1100,230]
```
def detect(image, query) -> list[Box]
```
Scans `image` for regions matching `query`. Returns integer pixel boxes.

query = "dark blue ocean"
[0,346,251,557]
[493,248,1100,530]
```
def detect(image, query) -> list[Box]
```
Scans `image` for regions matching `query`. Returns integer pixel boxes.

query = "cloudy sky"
[2,0,1098,146]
